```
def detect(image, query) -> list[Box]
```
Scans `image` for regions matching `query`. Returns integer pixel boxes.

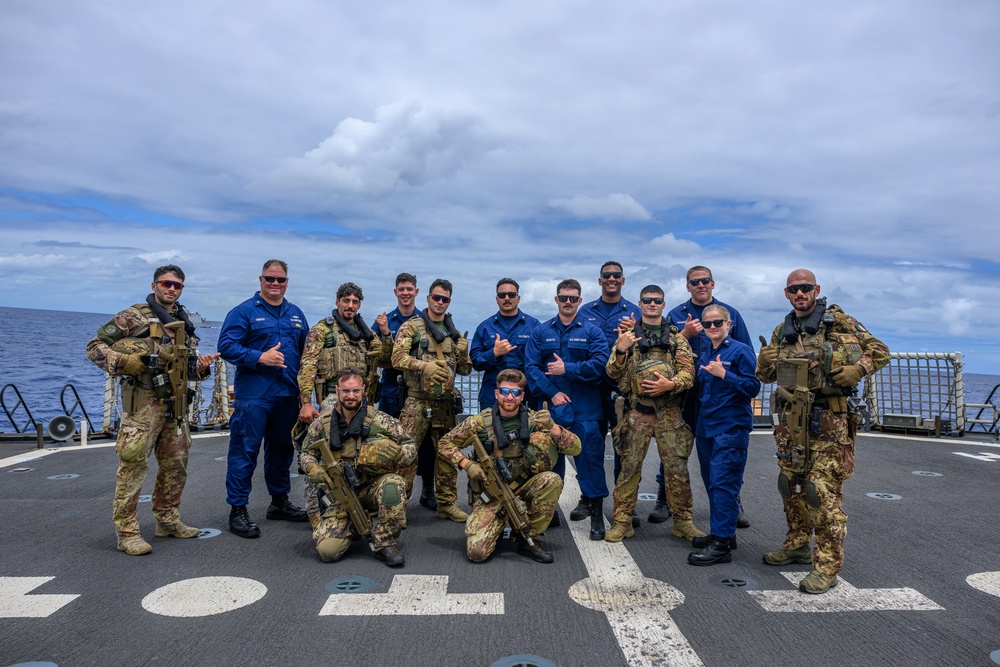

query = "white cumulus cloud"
[548,193,652,221]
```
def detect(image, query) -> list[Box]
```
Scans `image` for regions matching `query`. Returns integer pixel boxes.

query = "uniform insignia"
[102,324,120,335]
[856,323,868,332]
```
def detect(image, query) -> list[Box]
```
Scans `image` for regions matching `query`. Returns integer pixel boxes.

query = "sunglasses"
[496,292,518,299]
[688,277,712,286]
[261,276,288,284]
[430,294,451,303]
[157,280,184,290]
[601,271,623,279]
[640,297,664,305]
[703,319,728,329]
[497,387,524,397]
[556,295,581,303]
[786,283,815,294]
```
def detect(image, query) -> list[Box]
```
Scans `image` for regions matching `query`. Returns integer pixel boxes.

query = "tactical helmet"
[527,431,558,475]
[631,359,671,397]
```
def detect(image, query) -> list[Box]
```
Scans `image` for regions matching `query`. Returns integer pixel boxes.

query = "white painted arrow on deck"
[319,574,503,616]
[0,577,79,617]
[562,466,703,667]
[748,571,944,612]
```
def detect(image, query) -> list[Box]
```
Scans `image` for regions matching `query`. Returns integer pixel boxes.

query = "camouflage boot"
[604,522,635,543]
[117,535,153,556]
[154,521,200,538]
[435,503,469,523]
[799,570,838,594]
[763,545,812,566]
[671,518,706,540]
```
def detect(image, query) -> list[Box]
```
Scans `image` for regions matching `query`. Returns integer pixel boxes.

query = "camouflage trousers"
[113,401,191,537]
[611,407,694,526]
[312,473,408,550]
[399,397,459,506]
[775,410,857,577]
[465,472,562,562]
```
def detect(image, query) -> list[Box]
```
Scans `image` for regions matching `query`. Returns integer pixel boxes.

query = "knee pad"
[777,472,792,499]
[316,537,350,562]
[804,481,821,509]
[381,480,403,508]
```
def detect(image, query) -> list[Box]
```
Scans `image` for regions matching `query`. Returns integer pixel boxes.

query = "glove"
[117,353,149,376]
[357,438,401,469]
[757,346,778,368]
[422,360,451,385]
[830,364,865,388]
[455,336,469,355]
[306,465,332,487]
[465,462,485,482]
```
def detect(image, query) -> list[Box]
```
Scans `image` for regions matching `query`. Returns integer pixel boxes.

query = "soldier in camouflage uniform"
[391,278,473,523]
[299,367,416,567]
[604,284,704,543]
[85,265,218,556]
[438,370,581,563]
[297,282,393,526]
[756,269,890,594]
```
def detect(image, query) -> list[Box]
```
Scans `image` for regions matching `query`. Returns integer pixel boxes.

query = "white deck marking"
[967,572,1000,599]
[319,574,503,616]
[952,452,1000,462]
[562,465,703,667]
[748,572,944,612]
[141,576,267,617]
[0,577,79,617]
[0,443,116,469]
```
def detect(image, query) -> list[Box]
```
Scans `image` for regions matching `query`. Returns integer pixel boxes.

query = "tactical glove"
[306,465,333,487]
[117,353,150,376]
[465,462,485,482]
[358,438,401,469]
[455,336,469,355]
[830,364,865,388]
[422,360,451,385]
[756,345,778,369]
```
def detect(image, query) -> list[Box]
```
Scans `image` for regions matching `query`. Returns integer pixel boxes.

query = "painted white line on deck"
[141,576,267,617]
[319,574,503,616]
[967,572,1000,599]
[0,443,116,469]
[0,577,79,617]
[561,465,703,667]
[748,572,944,612]
[952,452,1000,462]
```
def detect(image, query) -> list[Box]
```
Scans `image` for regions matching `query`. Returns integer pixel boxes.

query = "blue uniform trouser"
[698,432,749,539]
[573,420,608,499]
[379,388,402,419]
[226,396,298,506]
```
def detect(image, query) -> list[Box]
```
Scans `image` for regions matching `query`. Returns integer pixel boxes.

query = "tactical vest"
[102,304,175,412]
[315,316,376,389]
[317,405,394,477]
[627,324,678,410]
[472,408,555,483]
[403,317,457,397]
[776,304,864,396]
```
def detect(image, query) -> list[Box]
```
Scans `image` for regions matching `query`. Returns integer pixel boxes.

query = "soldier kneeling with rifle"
[438,369,581,564]
[299,366,416,567]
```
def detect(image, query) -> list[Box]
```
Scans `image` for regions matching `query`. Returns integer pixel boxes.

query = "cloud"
[0,253,70,268]
[548,194,652,221]
[137,250,183,264]
[647,233,702,257]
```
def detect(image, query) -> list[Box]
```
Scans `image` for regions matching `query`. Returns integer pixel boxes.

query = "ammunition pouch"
[119,377,153,415]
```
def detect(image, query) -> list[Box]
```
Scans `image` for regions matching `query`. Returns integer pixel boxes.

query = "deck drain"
[9,468,34,473]
[197,528,222,539]
[490,655,557,667]
[325,576,376,594]
[46,474,79,480]
[715,576,758,589]
[637,493,656,501]
[867,492,902,500]
[912,471,943,477]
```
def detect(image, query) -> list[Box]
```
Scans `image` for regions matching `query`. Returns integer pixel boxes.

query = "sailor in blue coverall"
[218,261,310,537]
[378,274,421,419]
[687,303,760,566]
[525,279,610,540]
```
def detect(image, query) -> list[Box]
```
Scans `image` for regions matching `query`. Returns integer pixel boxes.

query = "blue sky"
[2,1,999,372]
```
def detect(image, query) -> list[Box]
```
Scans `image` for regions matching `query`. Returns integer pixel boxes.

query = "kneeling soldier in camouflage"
[299,367,416,567]
[438,369,581,563]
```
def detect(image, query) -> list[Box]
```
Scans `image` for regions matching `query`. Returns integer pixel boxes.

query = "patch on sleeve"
[97,322,125,345]
[855,322,869,333]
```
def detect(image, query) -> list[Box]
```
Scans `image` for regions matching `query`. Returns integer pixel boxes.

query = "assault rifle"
[316,437,375,550]
[161,321,195,429]
[469,433,535,548]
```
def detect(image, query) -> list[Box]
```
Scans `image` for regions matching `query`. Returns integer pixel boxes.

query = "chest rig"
[316,312,376,386]
[403,312,461,398]
[471,407,541,491]
[776,298,864,398]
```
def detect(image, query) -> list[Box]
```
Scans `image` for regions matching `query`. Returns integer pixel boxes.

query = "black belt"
[633,402,656,415]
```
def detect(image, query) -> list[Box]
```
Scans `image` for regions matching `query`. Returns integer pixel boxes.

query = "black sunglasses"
[703,319,728,329]
[640,297,664,305]
[601,271,623,279]
[786,283,815,294]
[688,277,712,286]
[497,387,524,397]
[496,292,518,299]
[261,276,287,284]
[556,295,581,303]
[157,280,184,290]
[430,294,451,303]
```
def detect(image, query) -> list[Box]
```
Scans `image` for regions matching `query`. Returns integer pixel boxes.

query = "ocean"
[2,305,999,433]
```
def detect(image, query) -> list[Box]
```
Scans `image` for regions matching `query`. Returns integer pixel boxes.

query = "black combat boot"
[570,496,591,521]
[589,498,606,541]
[631,511,640,528]
[548,511,561,528]
[516,535,554,563]
[229,505,261,538]
[648,481,672,524]
[419,473,437,510]
[736,494,750,529]
[692,534,738,550]
[374,545,406,567]
[266,493,308,522]
[687,536,733,566]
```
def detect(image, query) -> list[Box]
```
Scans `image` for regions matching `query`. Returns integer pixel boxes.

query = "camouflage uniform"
[86,303,210,540]
[299,401,416,559]
[605,322,696,528]
[757,304,889,578]
[438,407,581,562]
[391,315,472,507]
[297,315,393,520]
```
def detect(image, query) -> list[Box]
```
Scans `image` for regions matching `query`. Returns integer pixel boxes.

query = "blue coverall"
[378,306,421,418]
[470,310,541,410]
[218,293,308,507]
[524,316,610,498]
[695,337,760,538]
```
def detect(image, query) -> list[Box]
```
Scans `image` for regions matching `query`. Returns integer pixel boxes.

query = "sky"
[2,1,999,372]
